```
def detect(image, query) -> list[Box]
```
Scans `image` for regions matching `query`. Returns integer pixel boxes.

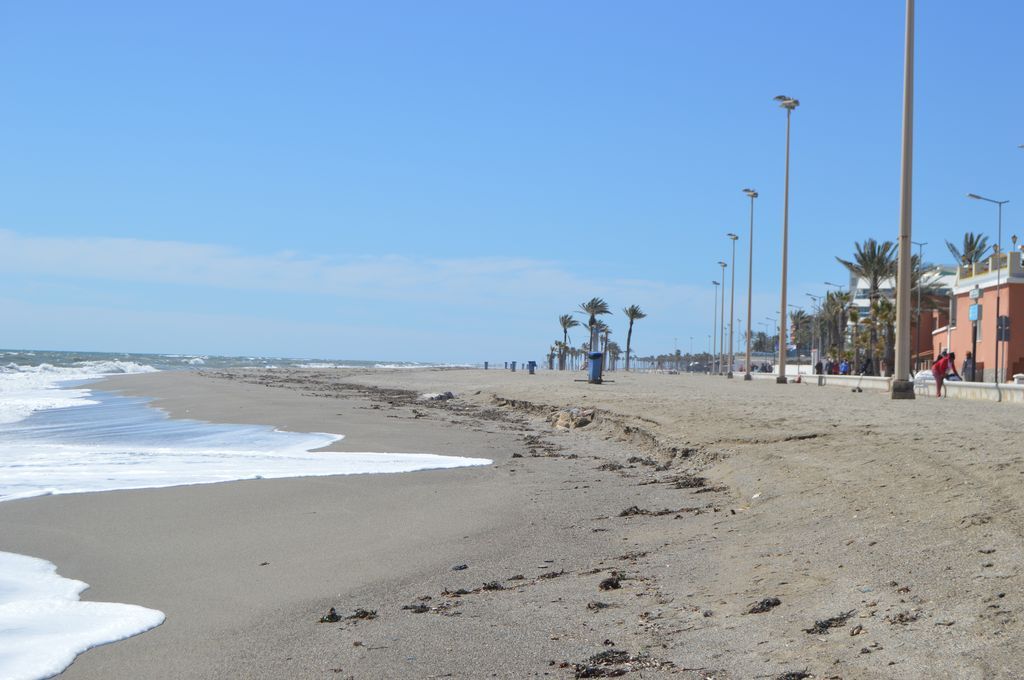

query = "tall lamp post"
[911,240,927,373]
[711,281,720,374]
[726,233,739,378]
[718,261,728,375]
[742,188,758,380]
[891,0,916,398]
[806,293,823,367]
[967,193,1009,390]
[774,94,799,384]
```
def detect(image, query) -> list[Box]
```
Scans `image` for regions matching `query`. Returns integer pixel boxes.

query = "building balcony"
[957,251,1024,282]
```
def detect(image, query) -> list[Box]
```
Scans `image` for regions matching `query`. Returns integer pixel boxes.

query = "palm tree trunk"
[625,321,634,371]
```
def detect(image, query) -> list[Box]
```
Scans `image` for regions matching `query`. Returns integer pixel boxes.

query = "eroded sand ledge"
[1,368,1022,679]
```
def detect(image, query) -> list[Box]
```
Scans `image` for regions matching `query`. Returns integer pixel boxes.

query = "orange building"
[932,250,1024,382]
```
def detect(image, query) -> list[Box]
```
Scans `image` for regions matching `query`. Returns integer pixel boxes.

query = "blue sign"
[969,304,981,321]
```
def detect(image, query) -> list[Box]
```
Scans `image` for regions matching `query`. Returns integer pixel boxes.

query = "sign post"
[969,303,981,381]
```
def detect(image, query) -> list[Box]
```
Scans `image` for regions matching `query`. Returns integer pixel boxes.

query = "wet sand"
[2,368,1023,679]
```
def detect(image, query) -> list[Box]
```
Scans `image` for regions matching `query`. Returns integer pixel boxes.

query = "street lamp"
[967,193,1009,392]
[718,261,728,375]
[726,233,739,378]
[911,240,927,373]
[774,94,799,384]
[711,281,720,374]
[807,293,823,366]
[742,188,758,380]
[891,0,916,399]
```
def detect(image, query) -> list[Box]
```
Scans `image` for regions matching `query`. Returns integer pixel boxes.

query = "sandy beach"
[3,367,1024,679]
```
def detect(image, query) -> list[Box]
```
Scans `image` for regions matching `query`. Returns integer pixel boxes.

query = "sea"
[0,349,488,680]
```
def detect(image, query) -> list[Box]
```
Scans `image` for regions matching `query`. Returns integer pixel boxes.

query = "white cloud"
[0,229,758,359]
[0,229,709,304]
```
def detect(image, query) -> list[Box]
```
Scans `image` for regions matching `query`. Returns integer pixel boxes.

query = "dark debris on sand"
[885,610,921,625]
[566,649,673,678]
[599,575,622,591]
[668,474,707,489]
[346,608,378,621]
[618,505,702,518]
[747,597,782,614]
[318,607,341,623]
[401,603,430,613]
[776,671,812,680]
[803,610,855,634]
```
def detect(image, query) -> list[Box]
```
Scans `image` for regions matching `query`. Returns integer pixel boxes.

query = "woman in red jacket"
[931,352,959,398]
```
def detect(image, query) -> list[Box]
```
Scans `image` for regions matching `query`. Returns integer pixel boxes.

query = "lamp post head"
[718,261,727,268]
[742,188,758,198]
[774,95,799,110]
[727,233,738,240]
[967,193,983,200]
[712,280,720,286]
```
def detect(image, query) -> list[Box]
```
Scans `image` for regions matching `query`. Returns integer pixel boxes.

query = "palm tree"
[789,309,811,353]
[558,314,580,370]
[836,239,897,303]
[946,232,990,266]
[822,290,851,354]
[622,305,647,371]
[836,239,897,374]
[577,297,612,343]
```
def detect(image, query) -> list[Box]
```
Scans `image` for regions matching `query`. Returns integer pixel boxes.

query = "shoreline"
[2,368,1024,678]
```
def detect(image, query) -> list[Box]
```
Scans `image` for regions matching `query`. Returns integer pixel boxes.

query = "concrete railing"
[812,374,893,391]
[735,368,1024,403]
[913,380,1024,402]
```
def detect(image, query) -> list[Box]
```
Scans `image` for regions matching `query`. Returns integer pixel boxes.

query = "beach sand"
[3,368,1023,679]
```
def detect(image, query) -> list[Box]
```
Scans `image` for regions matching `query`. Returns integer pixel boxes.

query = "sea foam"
[0,551,165,680]
[0,359,490,678]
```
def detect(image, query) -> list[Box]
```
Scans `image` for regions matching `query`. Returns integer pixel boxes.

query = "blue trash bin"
[587,352,603,384]
[527,360,536,375]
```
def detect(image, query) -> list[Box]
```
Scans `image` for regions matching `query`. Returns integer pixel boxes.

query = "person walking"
[961,351,975,382]
[931,352,960,398]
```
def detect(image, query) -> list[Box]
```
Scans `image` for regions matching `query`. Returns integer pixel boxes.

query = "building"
[932,249,1024,382]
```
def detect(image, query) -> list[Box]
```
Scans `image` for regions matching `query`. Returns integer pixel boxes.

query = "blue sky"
[1,1,1021,362]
